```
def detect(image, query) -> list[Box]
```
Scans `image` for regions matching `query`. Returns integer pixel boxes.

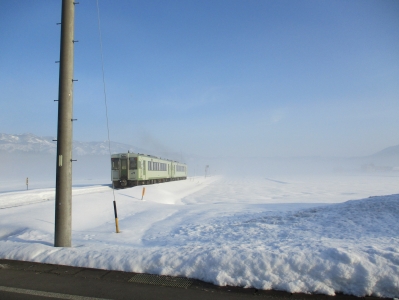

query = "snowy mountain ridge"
[0,133,141,156]
[1,133,398,160]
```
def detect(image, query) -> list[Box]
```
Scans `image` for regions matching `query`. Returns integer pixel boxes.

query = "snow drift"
[0,175,398,298]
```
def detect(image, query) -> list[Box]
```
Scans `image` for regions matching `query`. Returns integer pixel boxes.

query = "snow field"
[0,174,398,298]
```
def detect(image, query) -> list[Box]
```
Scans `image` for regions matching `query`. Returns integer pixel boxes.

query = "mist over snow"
[1,132,399,297]
[1,133,399,192]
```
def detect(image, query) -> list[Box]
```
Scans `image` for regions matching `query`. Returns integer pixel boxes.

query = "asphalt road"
[0,259,389,300]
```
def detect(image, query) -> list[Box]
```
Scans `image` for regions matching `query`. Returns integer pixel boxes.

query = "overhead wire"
[96,1,118,209]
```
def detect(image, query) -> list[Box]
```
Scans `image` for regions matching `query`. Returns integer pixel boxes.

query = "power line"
[96,0,117,205]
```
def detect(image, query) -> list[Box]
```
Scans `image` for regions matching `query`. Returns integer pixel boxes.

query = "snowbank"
[0,175,398,298]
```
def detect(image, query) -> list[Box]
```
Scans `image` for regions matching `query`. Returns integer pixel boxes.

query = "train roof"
[111,152,186,164]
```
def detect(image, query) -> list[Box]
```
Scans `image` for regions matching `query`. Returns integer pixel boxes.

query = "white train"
[111,152,187,188]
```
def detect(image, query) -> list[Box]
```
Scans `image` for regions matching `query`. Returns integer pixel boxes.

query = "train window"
[175,165,186,172]
[111,158,119,170]
[148,161,151,171]
[129,157,137,169]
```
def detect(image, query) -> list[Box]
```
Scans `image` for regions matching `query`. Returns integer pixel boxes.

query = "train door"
[120,158,128,179]
[111,158,120,180]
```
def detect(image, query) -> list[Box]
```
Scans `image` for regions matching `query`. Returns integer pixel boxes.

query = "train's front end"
[111,153,139,188]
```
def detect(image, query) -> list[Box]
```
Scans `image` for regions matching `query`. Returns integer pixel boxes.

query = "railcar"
[111,152,187,188]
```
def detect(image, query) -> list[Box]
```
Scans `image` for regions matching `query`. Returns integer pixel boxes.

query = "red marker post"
[141,187,146,200]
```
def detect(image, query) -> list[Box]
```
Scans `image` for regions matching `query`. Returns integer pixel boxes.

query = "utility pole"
[54,0,76,247]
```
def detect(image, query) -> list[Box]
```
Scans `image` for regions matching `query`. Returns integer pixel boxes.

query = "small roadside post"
[26,177,29,190]
[113,201,120,233]
[141,187,146,200]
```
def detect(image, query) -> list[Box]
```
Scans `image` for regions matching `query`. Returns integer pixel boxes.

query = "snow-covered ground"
[0,174,398,298]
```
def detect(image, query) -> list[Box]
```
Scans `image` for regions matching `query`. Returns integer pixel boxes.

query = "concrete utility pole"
[54,0,76,247]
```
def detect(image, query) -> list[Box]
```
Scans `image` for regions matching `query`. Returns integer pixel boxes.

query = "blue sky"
[1,0,398,158]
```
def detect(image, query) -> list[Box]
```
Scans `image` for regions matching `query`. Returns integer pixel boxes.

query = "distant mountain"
[0,133,146,156]
[0,133,56,154]
[367,144,399,166]
[370,144,399,158]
